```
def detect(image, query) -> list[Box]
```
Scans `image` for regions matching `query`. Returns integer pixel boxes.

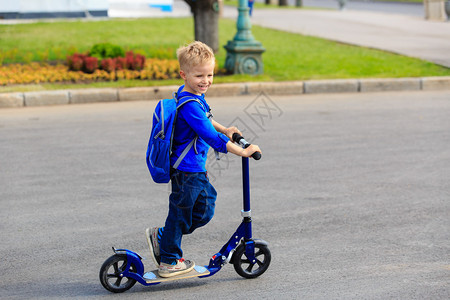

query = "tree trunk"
[279,0,288,6]
[186,0,220,53]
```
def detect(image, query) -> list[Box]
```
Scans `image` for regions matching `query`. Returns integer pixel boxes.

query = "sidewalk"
[1,77,449,108]
[223,7,450,68]
[296,0,424,16]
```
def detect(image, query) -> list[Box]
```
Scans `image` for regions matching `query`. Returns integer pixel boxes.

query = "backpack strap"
[172,95,205,170]
[173,138,195,169]
[177,95,220,162]
[154,100,166,139]
[177,96,204,110]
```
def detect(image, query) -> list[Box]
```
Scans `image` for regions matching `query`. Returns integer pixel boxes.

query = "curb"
[1,76,449,108]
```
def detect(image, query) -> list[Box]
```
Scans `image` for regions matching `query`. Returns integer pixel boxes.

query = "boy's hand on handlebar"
[225,135,262,160]
[243,144,261,158]
[224,126,242,141]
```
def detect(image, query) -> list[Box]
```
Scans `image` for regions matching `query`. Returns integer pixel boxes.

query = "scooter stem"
[242,157,251,213]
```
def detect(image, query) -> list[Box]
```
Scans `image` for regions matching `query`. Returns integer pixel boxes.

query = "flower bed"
[0,59,180,86]
[67,51,147,73]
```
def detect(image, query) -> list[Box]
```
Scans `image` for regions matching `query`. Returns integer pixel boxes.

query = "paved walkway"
[223,7,450,68]
[281,0,425,17]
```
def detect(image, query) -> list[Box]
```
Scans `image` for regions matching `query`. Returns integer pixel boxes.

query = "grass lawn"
[0,17,448,92]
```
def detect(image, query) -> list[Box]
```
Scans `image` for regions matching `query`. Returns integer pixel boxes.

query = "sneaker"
[158,258,195,278]
[145,227,160,266]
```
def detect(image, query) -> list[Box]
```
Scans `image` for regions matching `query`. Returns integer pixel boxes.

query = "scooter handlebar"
[232,133,262,160]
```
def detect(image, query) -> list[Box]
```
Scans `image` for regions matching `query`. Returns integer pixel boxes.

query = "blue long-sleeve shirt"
[170,86,229,172]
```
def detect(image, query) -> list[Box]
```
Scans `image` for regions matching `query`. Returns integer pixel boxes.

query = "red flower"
[115,57,126,70]
[83,56,98,73]
[101,58,116,73]
[67,53,86,71]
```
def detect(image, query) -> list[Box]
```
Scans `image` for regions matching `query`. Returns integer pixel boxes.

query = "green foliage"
[89,43,125,59]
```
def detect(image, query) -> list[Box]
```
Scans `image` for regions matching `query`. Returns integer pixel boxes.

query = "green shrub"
[89,43,125,60]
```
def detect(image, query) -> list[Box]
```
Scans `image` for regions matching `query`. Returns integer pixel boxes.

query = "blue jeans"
[160,169,217,264]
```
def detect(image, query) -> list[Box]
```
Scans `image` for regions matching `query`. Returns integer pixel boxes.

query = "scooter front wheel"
[99,254,137,293]
[233,242,271,279]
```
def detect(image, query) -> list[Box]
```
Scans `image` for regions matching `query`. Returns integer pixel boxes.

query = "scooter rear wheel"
[233,243,271,279]
[99,254,137,293]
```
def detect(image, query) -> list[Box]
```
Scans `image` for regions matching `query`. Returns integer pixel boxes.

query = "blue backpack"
[146,92,202,183]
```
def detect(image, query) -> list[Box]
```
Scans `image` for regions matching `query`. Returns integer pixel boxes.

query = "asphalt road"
[1,90,449,299]
[292,0,424,16]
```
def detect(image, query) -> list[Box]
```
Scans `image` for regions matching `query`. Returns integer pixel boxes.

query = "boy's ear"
[180,70,187,80]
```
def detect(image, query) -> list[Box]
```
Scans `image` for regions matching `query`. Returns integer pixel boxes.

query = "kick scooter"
[99,134,271,293]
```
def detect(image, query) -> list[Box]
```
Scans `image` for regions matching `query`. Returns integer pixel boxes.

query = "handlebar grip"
[232,133,243,144]
[232,133,261,160]
[252,151,262,160]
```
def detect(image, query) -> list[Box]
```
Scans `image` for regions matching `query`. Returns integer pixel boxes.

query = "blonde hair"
[177,41,215,72]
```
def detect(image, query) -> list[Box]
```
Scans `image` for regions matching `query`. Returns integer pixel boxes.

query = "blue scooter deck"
[143,266,210,283]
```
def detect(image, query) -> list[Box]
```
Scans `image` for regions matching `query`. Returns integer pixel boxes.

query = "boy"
[146,41,261,278]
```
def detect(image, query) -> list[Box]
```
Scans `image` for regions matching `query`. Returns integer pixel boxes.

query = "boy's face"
[180,60,215,95]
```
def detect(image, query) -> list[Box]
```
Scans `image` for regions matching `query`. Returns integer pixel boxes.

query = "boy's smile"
[180,61,215,95]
